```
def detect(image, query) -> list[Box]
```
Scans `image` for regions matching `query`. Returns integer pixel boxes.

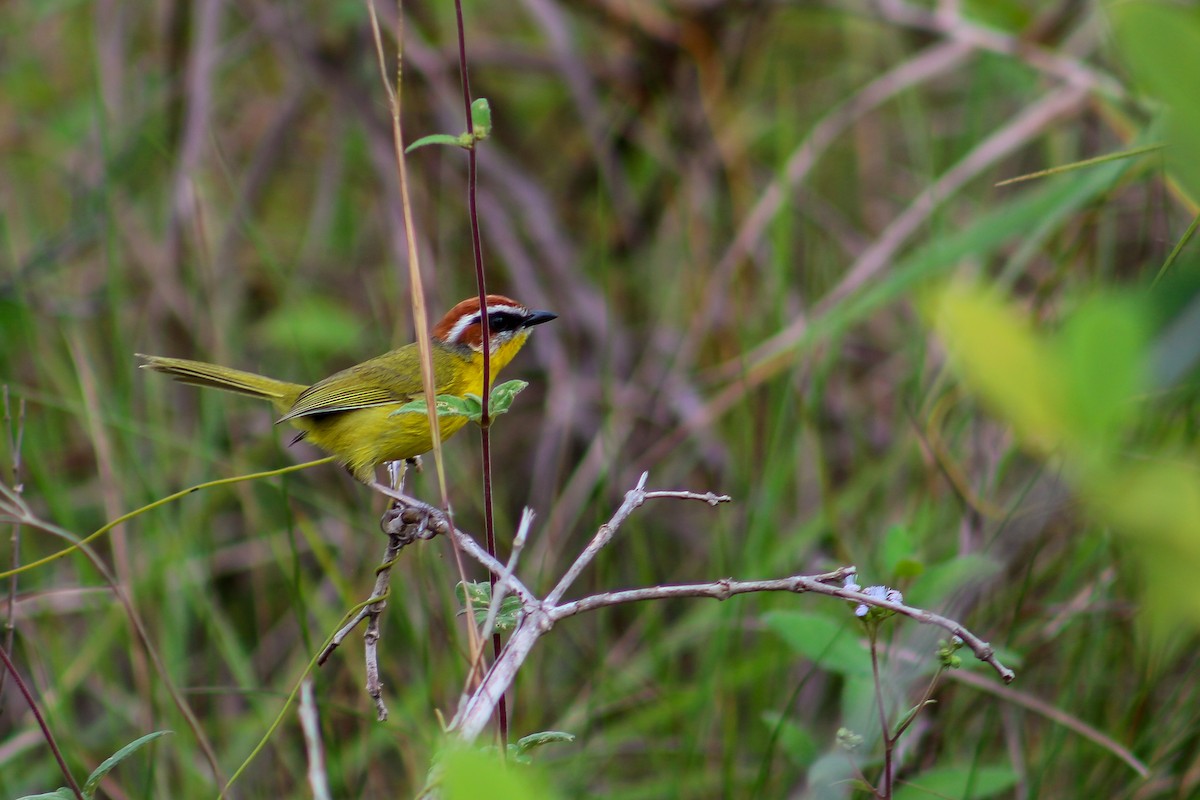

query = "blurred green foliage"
[2,0,1200,797]
[935,283,1200,633]
[438,744,558,800]
[1111,2,1200,200]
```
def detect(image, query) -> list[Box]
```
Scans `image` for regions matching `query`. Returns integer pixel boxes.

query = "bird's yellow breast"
[305,404,473,482]
[298,331,531,482]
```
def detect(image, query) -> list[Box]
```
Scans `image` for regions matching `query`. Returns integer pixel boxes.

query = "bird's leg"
[381,458,426,525]
[386,459,408,492]
[383,457,421,495]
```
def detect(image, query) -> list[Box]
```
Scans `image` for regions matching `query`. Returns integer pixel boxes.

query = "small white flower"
[855,585,903,617]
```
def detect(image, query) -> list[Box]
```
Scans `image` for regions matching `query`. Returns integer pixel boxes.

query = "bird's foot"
[380,498,449,544]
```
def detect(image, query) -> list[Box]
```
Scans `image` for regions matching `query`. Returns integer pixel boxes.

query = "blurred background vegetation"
[3,0,1200,797]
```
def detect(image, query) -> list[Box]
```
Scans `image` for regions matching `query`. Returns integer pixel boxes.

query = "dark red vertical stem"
[0,646,85,800]
[453,0,508,746]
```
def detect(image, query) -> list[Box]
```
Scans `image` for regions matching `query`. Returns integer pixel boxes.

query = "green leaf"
[880,524,923,581]
[471,97,493,139]
[440,745,560,800]
[450,395,485,419]
[1110,3,1200,200]
[936,285,1152,466]
[488,380,528,416]
[963,0,1030,31]
[1055,293,1147,457]
[930,283,1200,631]
[935,283,1069,453]
[391,395,481,420]
[892,764,1018,800]
[456,581,522,632]
[83,730,173,796]
[406,132,472,152]
[489,597,523,632]
[761,712,818,768]
[16,791,78,800]
[892,558,924,581]
[904,554,999,609]
[391,382,528,424]
[1088,461,1200,630]
[514,730,576,756]
[762,610,873,677]
[457,580,489,605]
[405,99,491,153]
[895,699,937,734]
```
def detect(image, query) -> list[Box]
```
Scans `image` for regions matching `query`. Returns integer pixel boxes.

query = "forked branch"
[365,473,1016,743]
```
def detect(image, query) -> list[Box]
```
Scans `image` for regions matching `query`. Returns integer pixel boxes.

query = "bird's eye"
[487,310,522,333]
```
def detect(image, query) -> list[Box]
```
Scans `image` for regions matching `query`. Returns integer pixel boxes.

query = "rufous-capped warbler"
[138,295,556,482]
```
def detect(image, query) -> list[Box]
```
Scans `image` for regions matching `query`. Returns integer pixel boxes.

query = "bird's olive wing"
[278,348,426,422]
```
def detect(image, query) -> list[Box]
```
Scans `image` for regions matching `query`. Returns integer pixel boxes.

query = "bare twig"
[440,474,1011,744]
[447,509,536,726]
[321,476,531,720]
[477,508,534,649]
[299,678,332,800]
[371,484,537,604]
[547,474,732,606]
[352,474,1012,744]
[317,505,438,720]
[550,574,1013,682]
[364,609,386,720]
[453,567,1013,741]
[548,569,854,619]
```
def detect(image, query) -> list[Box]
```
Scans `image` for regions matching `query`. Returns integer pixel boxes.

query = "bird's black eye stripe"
[487,310,523,333]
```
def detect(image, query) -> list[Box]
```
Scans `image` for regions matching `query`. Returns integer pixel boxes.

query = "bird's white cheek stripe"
[444,312,481,346]
[443,305,526,347]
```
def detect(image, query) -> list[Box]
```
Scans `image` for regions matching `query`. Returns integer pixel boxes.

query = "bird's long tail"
[137,354,304,414]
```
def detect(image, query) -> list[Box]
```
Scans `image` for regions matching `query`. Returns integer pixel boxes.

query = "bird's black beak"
[523,310,558,328]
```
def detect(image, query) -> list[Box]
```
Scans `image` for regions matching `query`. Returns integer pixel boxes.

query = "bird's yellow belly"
[300,404,471,482]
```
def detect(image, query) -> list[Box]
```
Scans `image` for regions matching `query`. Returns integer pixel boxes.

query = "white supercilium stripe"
[443,304,525,347]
